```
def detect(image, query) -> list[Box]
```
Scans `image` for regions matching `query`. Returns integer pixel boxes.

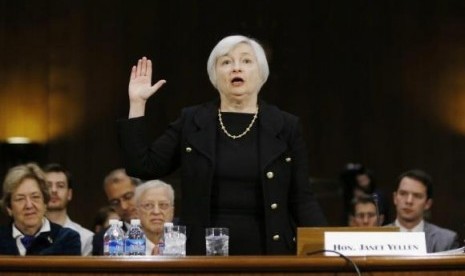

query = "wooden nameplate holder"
[297,226,399,256]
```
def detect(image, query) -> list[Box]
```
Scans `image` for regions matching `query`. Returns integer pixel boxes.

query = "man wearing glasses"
[92,168,140,255]
[349,195,384,227]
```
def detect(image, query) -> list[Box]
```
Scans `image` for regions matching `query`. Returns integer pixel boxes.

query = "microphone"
[371,193,381,226]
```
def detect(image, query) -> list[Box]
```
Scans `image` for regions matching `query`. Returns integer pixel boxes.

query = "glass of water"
[205,227,229,256]
[163,225,186,256]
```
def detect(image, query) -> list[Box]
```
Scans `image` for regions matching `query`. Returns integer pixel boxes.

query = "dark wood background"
[1,0,465,241]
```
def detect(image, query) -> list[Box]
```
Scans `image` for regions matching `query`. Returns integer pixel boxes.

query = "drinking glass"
[205,227,229,256]
[163,225,186,256]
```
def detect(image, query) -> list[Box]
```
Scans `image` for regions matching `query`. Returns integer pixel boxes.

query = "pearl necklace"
[218,107,259,139]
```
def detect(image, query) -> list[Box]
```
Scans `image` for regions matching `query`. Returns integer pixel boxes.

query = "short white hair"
[134,179,175,205]
[207,35,269,89]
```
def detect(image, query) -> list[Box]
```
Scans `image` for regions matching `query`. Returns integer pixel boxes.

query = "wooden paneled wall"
[1,1,465,240]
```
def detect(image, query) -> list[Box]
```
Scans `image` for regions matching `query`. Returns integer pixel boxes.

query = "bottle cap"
[109,219,119,225]
[164,222,174,227]
[130,219,141,225]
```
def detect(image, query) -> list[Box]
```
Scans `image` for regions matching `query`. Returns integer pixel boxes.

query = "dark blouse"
[211,112,266,255]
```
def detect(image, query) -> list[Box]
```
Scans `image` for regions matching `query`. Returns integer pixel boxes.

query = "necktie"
[20,235,35,249]
[152,245,159,255]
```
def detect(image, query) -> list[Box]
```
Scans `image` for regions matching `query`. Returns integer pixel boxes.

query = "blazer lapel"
[424,222,435,253]
[186,100,288,171]
[187,101,218,163]
[258,101,287,172]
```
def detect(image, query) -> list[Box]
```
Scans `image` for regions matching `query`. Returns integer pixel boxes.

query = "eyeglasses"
[139,201,172,212]
[108,192,134,208]
[12,193,44,205]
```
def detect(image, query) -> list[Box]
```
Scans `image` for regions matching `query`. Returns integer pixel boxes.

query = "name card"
[324,232,426,256]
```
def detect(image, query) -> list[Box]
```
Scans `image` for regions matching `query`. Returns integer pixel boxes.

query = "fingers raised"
[130,65,137,80]
[140,57,148,76]
[132,57,152,78]
[136,58,142,77]
[146,59,152,79]
[152,79,167,92]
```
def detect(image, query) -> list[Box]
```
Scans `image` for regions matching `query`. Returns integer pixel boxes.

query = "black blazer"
[118,99,327,255]
[0,221,81,255]
[92,226,106,256]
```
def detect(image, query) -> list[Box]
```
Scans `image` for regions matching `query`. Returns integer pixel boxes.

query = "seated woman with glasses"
[134,179,175,255]
[0,163,81,255]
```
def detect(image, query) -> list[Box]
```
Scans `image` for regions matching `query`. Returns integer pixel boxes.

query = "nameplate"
[324,232,426,256]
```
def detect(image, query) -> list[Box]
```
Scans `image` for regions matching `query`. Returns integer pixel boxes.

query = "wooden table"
[1,254,465,275]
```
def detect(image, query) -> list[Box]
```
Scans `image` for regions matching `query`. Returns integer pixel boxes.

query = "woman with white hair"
[118,34,327,255]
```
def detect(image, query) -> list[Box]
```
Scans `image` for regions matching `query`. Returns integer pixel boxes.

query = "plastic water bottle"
[103,219,124,256]
[159,222,173,255]
[125,219,146,256]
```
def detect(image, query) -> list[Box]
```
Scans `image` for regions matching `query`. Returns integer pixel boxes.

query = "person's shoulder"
[0,224,9,231]
[50,221,79,237]
[175,100,218,128]
[425,221,457,236]
[181,100,217,115]
[260,100,298,122]
[49,220,64,231]
[80,227,95,239]
[383,222,395,227]
[67,219,94,238]
[0,224,10,236]
[59,225,80,237]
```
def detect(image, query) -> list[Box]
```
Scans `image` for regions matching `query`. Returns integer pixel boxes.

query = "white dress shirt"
[395,219,425,232]
[63,216,94,256]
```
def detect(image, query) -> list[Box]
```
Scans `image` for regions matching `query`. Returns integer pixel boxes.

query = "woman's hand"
[128,57,166,118]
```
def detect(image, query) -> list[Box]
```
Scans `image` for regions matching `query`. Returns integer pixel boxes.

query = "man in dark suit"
[388,169,460,253]
[92,168,139,255]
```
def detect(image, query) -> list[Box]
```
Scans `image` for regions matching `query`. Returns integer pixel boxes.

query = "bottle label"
[125,238,146,255]
[108,240,124,256]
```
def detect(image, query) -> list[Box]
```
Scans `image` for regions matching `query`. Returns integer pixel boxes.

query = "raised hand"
[128,57,166,118]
